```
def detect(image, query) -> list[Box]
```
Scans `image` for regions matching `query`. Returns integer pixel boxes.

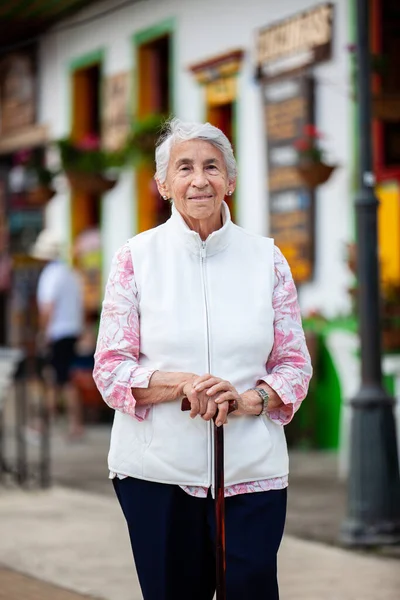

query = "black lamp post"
[340,0,400,546]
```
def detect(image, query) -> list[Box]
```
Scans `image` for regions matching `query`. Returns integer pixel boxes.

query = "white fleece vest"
[108,203,289,491]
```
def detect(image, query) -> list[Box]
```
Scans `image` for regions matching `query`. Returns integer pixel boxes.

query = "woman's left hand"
[193,375,241,425]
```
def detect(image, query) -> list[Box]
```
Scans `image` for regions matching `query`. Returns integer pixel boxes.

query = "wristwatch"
[250,387,270,416]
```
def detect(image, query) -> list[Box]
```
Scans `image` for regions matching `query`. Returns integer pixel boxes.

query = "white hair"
[155,117,237,183]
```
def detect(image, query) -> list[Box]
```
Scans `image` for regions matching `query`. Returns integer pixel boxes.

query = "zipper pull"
[200,243,207,259]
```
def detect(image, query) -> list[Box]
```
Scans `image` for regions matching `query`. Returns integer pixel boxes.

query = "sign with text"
[264,76,315,283]
[256,3,334,80]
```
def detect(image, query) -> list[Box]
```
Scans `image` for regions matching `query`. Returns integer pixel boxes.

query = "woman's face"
[157,139,235,230]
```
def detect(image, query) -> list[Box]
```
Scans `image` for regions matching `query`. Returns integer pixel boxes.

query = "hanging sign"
[0,52,36,134]
[102,72,130,151]
[256,3,334,80]
[264,75,315,283]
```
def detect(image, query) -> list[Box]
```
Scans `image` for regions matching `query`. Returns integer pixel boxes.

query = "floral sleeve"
[258,246,312,425]
[93,242,155,420]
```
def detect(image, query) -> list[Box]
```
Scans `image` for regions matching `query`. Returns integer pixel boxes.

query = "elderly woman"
[93,118,312,600]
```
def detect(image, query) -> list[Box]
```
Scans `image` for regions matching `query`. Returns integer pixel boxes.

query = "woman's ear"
[155,177,168,199]
[228,178,237,196]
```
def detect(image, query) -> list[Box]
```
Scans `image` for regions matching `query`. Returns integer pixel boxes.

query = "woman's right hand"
[182,376,214,419]
[181,375,230,426]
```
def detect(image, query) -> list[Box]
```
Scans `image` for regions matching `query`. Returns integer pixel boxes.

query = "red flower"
[14,149,33,165]
[76,134,100,151]
[294,138,311,151]
[303,124,321,138]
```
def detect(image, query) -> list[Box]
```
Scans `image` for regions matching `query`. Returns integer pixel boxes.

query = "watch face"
[255,387,269,400]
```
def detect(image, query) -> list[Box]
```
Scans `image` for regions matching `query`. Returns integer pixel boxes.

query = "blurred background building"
[0,0,399,465]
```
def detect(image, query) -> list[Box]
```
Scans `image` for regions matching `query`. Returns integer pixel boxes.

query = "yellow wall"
[377,181,400,285]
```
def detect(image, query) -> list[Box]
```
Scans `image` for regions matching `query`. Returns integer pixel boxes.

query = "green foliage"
[56,136,126,174]
[56,114,165,175]
[126,113,165,165]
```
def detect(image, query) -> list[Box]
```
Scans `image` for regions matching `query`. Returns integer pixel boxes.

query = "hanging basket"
[297,161,336,188]
[66,171,117,194]
[26,185,56,206]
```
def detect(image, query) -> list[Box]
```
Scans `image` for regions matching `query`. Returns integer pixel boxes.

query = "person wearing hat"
[31,229,84,439]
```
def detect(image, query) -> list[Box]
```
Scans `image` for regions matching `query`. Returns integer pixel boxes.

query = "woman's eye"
[206,165,218,171]
[179,166,190,172]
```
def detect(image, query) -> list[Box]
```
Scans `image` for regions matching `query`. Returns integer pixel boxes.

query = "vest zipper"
[200,241,213,489]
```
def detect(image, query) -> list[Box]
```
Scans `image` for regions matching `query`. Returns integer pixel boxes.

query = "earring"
[227,190,232,196]
[162,195,168,200]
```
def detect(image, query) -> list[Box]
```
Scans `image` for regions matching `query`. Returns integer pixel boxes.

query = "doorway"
[70,59,103,314]
[136,30,172,231]
[207,102,236,219]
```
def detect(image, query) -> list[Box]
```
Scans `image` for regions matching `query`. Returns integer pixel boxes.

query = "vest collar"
[168,201,233,257]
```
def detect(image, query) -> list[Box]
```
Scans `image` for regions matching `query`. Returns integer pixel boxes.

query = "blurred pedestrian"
[94,118,312,600]
[30,229,84,440]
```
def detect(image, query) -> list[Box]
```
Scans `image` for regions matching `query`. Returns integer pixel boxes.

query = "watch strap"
[250,387,270,416]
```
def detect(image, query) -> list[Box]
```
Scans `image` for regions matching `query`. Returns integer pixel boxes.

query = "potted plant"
[294,124,336,188]
[56,133,125,194]
[56,115,164,194]
[127,113,165,165]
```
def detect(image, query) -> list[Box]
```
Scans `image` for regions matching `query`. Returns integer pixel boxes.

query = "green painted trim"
[68,48,105,73]
[66,47,105,136]
[231,98,239,219]
[131,18,176,232]
[65,48,105,251]
[132,16,176,47]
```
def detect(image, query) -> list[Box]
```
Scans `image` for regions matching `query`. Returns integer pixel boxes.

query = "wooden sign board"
[256,3,334,81]
[102,72,130,151]
[0,52,36,135]
[264,76,315,283]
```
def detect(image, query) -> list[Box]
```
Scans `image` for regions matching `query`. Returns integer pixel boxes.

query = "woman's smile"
[188,194,213,202]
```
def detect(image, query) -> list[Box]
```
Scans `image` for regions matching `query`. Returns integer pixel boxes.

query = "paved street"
[1,421,399,598]
[0,568,100,600]
[0,486,399,600]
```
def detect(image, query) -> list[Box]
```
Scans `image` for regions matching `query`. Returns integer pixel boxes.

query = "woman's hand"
[191,375,240,427]
[182,376,219,422]
[236,384,283,416]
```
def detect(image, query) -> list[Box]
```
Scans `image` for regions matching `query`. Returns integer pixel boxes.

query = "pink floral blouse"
[95,242,312,498]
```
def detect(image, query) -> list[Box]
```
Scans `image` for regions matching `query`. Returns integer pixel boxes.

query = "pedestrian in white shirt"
[30,229,84,440]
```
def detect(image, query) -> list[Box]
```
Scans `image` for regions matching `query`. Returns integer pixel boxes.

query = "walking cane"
[181,397,237,600]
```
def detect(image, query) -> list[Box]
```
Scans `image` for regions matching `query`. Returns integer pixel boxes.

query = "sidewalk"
[0,568,100,600]
[0,486,399,600]
[8,421,398,553]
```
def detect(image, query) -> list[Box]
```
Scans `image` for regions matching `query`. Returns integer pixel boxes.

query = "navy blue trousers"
[113,477,287,600]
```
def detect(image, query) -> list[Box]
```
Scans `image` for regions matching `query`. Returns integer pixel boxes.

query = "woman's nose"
[191,169,207,187]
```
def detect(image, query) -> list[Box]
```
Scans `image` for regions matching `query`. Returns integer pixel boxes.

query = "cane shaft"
[180,397,228,598]
[214,422,226,600]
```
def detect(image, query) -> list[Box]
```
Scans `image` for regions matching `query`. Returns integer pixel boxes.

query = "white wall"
[39,0,353,318]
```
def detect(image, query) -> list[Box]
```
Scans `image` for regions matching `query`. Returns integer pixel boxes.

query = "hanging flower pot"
[297,161,336,188]
[294,124,336,188]
[66,171,117,194]
[26,184,56,206]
